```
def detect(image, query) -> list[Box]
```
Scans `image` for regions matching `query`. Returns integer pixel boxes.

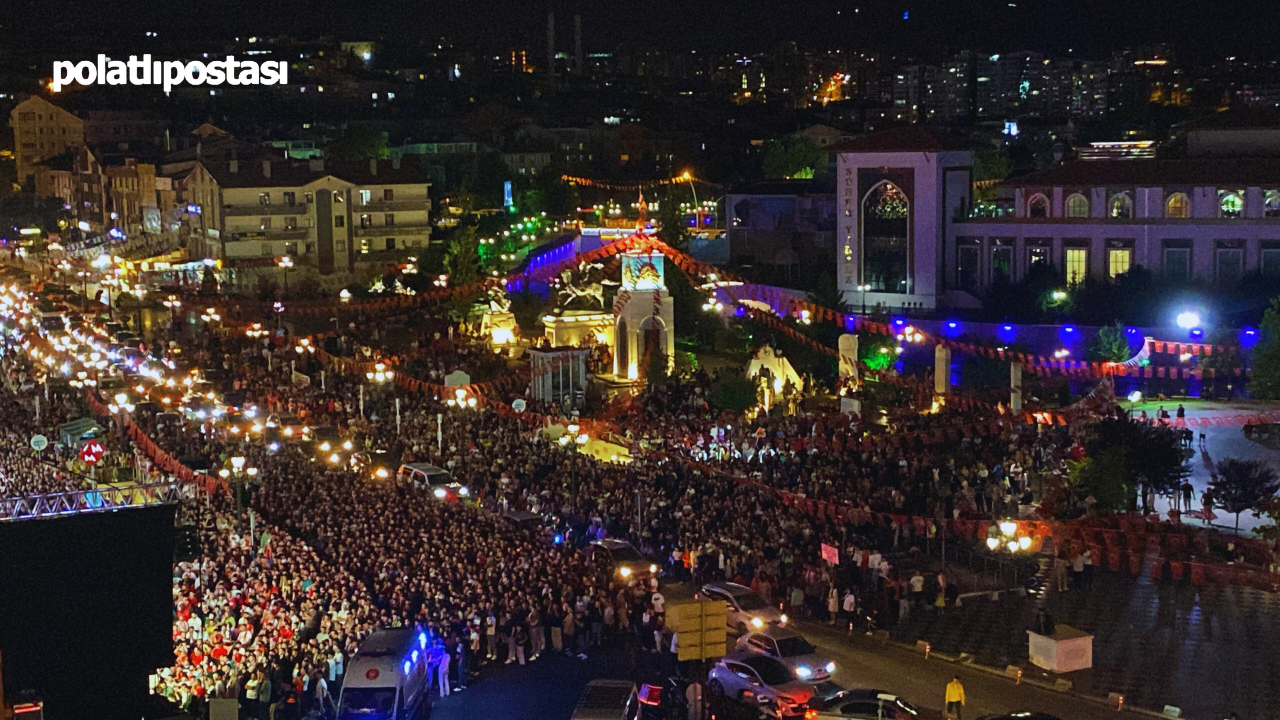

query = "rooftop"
[1004,158,1280,187]
[200,157,429,188]
[825,126,971,155]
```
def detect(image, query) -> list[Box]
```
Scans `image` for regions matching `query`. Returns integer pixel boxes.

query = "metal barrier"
[0,482,184,522]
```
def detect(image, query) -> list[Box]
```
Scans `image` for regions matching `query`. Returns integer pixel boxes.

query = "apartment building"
[10,97,85,186]
[184,156,430,276]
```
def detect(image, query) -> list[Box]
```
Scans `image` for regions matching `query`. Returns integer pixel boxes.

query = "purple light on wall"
[1059,325,1078,343]
[844,316,857,332]
[997,324,1016,344]
[942,321,961,338]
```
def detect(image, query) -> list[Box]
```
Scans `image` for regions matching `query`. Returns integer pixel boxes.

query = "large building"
[183,156,431,276]
[954,158,1280,295]
[832,125,1280,310]
[831,127,973,311]
[9,97,84,186]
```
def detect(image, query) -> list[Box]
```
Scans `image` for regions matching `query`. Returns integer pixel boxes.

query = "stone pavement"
[888,563,1280,719]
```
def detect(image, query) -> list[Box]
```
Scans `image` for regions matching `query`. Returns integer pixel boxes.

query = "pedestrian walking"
[945,676,965,720]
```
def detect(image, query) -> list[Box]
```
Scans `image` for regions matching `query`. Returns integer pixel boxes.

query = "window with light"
[1065,248,1088,285]
[1166,193,1190,218]
[1108,249,1131,278]
[1109,194,1132,219]
[1066,194,1089,218]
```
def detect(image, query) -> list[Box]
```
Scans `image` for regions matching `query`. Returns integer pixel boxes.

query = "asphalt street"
[431,621,1151,720]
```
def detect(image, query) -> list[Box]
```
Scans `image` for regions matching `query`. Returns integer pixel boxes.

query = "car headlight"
[458,486,469,496]
[795,666,813,679]
[433,487,447,498]
[649,564,658,573]
[375,468,389,479]
[780,614,788,625]
[751,617,764,629]
[825,661,836,673]
[619,567,632,577]
[319,442,330,451]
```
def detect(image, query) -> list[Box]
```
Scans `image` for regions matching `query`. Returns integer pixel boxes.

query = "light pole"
[277,255,294,294]
[857,284,872,314]
[219,455,259,530]
[681,171,700,230]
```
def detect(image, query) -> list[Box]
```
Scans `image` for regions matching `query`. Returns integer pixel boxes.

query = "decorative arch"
[1166,192,1190,218]
[1027,194,1049,218]
[1109,193,1133,219]
[1066,193,1089,218]
[860,181,910,293]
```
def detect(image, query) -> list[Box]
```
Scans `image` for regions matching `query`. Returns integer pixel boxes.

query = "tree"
[806,272,845,313]
[327,126,388,161]
[1250,297,1280,399]
[1068,446,1131,513]
[762,137,821,179]
[443,226,481,288]
[1083,417,1189,513]
[710,374,758,412]
[1211,459,1280,534]
[972,147,1011,201]
[1088,322,1134,363]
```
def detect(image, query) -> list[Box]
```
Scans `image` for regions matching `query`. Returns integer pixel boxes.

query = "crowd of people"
[0,293,1114,718]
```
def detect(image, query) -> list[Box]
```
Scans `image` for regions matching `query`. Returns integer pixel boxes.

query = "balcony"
[356,199,428,212]
[224,203,311,217]
[354,223,432,237]
[228,229,312,242]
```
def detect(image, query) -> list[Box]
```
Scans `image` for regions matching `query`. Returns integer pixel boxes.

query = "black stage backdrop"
[0,504,174,720]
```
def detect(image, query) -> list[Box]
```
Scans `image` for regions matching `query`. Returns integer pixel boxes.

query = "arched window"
[861,182,910,293]
[1066,193,1089,218]
[1267,190,1280,218]
[1109,193,1133,219]
[1220,192,1243,218]
[1027,194,1049,218]
[1166,192,1190,218]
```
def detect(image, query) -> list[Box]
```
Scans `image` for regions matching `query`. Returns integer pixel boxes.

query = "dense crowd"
[0,299,1108,718]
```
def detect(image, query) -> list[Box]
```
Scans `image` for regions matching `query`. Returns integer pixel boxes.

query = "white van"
[338,628,432,720]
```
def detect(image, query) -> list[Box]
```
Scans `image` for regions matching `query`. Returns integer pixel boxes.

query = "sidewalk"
[879,564,1280,720]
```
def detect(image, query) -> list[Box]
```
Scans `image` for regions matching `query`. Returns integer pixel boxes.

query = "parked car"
[588,539,658,585]
[735,626,836,682]
[707,652,814,718]
[806,690,943,720]
[701,582,787,633]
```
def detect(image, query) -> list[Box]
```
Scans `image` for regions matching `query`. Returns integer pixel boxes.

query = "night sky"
[1,0,1277,62]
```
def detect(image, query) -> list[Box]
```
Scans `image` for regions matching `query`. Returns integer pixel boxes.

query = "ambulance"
[338,628,432,720]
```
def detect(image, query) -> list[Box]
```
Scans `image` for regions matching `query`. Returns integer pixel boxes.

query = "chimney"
[262,159,272,179]
[574,13,583,74]
[229,159,238,174]
[392,155,401,170]
[196,141,202,160]
[309,158,325,172]
[370,159,378,175]
[547,10,556,78]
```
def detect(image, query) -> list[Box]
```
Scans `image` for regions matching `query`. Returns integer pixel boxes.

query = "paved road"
[800,621,1129,720]
[431,622,1147,720]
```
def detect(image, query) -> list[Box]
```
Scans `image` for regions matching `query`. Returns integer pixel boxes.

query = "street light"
[1176,311,1201,330]
[857,284,872,314]
[277,256,294,293]
[1051,290,1067,302]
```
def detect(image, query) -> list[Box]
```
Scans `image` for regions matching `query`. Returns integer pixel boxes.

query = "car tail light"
[805,710,819,720]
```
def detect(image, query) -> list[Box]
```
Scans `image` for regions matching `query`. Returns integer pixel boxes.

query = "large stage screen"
[0,504,175,720]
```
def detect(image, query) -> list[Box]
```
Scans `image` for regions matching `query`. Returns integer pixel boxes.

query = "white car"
[736,626,837,682]
[701,582,787,633]
[707,651,814,717]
